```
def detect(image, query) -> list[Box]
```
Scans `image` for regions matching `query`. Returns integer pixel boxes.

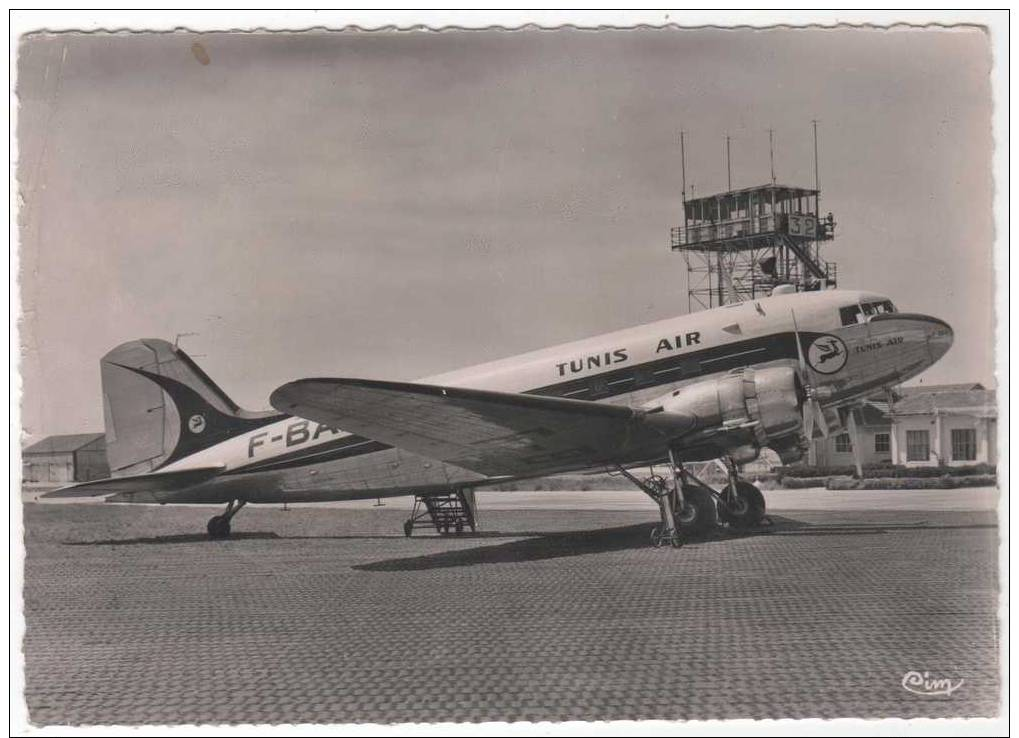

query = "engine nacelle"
[653,366,803,459]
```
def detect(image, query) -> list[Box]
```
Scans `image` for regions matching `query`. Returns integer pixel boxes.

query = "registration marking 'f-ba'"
[248,420,343,458]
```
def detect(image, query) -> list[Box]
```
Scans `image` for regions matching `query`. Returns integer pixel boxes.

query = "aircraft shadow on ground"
[61,516,995,560]
[352,516,998,571]
[62,530,567,546]
[354,523,690,570]
[64,532,284,546]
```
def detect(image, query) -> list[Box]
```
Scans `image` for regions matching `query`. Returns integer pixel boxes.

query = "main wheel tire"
[674,485,718,535]
[719,481,766,528]
[206,515,231,539]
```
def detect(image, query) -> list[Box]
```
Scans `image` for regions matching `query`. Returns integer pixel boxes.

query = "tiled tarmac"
[22,500,1000,725]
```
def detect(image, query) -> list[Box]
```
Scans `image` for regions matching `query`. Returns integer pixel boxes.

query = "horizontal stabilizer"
[270,378,695,477]
[41,466,225,499]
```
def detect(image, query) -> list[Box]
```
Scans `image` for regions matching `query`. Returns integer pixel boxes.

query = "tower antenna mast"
[725,134,732,190]
[769,128,776,186]
[680,130,687,203]
[813,119,821,266]
[812,119,820,190]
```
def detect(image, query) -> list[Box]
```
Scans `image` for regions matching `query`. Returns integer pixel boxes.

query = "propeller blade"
[801,398,829,440]
[847,406,863,477]
[791,309,807,374]
[803,402,815,439]
[885,386,898,413]
[793,309,829,441]
[814,400,830,438]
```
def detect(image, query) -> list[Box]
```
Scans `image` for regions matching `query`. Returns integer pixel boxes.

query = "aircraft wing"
[41,465,225,500]
[270,378,696,477]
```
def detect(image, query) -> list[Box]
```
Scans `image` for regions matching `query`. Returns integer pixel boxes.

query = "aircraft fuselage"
[154,288,951,504]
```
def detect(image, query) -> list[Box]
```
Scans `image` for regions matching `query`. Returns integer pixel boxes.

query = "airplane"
[43,287,953,547]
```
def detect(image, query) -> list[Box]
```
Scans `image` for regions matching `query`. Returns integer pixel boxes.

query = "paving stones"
[21,503,1000,725]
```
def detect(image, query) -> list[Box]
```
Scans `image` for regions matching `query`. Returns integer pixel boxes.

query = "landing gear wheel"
[206,515,231,539]
[674,485,718,536]
[650,525,682,548]
[403,520,414,538]
[719,481,766,529]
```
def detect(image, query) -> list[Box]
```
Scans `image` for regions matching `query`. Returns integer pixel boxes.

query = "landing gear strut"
[619,452,767,547]
[616,449,719,548]
[615,467,680,547]
[716,457,767,528]
[207,499,246,539]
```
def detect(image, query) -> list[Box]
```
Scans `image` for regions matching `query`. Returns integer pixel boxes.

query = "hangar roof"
[892,385,997,418]
[898,382,986,395]
[23,433,105,455]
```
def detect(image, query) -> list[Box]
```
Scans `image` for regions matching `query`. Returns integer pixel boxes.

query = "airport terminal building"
[889,383,998,467]
[809,383,997,468]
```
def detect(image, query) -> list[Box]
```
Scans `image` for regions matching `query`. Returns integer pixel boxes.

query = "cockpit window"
[840,300,897,326]
[840,305,865,325]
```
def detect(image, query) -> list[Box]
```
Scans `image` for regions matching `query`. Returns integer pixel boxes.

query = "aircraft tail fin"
[101,339,284,475]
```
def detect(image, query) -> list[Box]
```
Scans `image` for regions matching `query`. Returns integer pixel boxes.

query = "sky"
[16,28,997,441]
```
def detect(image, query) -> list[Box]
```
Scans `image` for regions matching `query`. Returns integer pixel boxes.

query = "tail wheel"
[674,485,718,535]
[719,481,766,528]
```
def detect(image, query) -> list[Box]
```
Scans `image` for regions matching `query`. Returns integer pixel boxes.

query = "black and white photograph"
[11,11,1007,733]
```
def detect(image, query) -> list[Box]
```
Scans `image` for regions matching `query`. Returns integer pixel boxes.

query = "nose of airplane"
[923,314,954,364]
[868,311,954,373]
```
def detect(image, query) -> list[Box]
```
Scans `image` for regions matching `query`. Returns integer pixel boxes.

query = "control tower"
[669,128,838,311]
[671,185,836,310]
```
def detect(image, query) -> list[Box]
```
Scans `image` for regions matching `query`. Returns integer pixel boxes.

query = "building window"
[951,428,977,461]
[906,430,930,462]
[835,433,852,453]
[874,433,890,453]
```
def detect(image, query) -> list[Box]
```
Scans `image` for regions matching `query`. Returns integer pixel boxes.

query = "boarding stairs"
[403,489,479,537]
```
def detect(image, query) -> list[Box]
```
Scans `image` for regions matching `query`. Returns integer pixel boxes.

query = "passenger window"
[861,302,876,317]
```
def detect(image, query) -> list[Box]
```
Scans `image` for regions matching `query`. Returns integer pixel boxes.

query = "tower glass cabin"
[670,184,837,311]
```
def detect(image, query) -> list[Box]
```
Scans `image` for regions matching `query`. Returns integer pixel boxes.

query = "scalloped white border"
[5,9,1011,33]
[7,10,1010,738]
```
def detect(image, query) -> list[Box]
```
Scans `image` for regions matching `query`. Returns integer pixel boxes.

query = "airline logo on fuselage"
[806,335,848,374]
[655,332,702,354]
[554,331,702,377]
[556,349,628,377]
